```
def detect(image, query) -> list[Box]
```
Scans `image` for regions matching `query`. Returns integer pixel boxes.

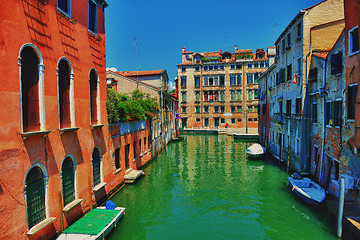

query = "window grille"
[26,167,45,229]
[62,157,75,206]
[92,148,101,186]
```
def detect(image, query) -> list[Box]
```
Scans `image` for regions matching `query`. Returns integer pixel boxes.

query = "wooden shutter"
[59,60,71,128]
[90,70,98,125]
[21,47,40,132]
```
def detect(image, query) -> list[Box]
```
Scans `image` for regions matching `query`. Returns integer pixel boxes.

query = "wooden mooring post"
[337,178,345,238]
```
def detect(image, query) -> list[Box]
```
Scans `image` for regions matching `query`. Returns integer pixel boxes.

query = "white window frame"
[18,43,46,132]
[57,57,75,128]
[89,68,101,125]
[24,163,50,231]
[88,0,98,35]
[57,0,71,17]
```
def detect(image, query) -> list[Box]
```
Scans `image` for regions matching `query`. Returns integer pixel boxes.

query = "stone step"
[124,169,144,184]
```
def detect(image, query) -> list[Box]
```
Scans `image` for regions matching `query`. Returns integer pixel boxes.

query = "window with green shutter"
[248,90,253,100]
[237,91,242,101]
[195,91,200,102]
[230,91,235,101]
[196,106,201,113]
[26,167,46,229]
[181,92,187,103]
[92,148,101,187]
[62,157,75,206]
[220,91,225,101]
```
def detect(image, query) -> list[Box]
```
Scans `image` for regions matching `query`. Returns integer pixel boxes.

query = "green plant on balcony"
[235,54,254,60]
[201,56,221,62]
[107,88,159,123]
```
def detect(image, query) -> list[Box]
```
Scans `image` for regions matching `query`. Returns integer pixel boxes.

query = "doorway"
[125,144,130,170]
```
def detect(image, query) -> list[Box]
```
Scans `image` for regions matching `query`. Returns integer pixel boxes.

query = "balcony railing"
[109,120,146,138]
[272,113,285,124]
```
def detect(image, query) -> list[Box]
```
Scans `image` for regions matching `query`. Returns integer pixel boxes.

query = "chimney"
[234,45,237,52]
[182,47,186,53]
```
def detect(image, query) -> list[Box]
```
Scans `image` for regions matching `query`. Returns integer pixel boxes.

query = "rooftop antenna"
[132,37,142,86]
[272,23,278,44]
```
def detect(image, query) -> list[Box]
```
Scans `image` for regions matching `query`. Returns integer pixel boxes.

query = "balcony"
[272,113,285,124]
[108,120,146,138]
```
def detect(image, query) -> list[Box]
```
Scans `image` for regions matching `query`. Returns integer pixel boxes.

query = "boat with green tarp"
[57,207,125,240]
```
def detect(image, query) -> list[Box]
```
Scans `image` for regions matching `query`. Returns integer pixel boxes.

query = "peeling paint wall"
[259,0,345,175]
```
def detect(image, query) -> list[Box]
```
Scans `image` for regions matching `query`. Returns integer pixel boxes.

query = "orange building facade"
[177,46,275,130]
[0,0,150,239]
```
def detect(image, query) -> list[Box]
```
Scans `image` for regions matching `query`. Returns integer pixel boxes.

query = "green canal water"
[108,134,336,240]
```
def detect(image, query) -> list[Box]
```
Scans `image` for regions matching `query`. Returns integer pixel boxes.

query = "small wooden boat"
[57,206,125,240]
[287,174,326,205]
[246,143,265,159]
[172,136,184,142]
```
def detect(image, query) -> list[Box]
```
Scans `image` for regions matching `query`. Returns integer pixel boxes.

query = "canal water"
[108,134,336,240]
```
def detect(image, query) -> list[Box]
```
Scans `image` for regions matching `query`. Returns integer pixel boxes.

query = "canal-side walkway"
[180,127,259,139]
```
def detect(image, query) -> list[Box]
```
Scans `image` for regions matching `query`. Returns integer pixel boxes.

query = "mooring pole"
[337,178,345,238]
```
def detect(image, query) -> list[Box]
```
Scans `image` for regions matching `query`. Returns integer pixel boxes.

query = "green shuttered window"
[26,167,46,229]
[62,157,75,206]
[92,148,101,187]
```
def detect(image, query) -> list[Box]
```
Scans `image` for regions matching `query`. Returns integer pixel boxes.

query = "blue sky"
[105,0,321,89]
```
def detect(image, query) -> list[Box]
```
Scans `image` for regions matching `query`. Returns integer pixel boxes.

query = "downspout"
[265,75,268,148]
[319,58,327,182]
[338,87,346,156]
[304,25,314,173]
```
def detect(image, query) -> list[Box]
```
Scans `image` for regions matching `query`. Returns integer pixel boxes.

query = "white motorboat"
[246,143,265,159]
[287,174,326,205]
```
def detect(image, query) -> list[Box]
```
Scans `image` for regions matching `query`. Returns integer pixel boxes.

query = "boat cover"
[246,144,265,155]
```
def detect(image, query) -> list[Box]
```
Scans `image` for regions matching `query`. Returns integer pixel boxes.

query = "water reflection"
[108,134,336,240]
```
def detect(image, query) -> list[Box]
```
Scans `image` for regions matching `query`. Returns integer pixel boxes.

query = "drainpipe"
[265,75,268,148]
[304,26,316,174]
[338,87,346,156]
[319,58,327,182]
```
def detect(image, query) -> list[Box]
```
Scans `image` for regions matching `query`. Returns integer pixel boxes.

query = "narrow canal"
[108,134,336,240]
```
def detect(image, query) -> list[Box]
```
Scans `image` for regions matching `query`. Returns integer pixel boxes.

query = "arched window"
[204,91,208,101]
[214,91,219,101]
[209,91,213,101]
[89,69,99,125]
[92,147,101,186]
[230,91,235,101]
[237,91,242,101]
[61,156,75,206]
[248,90,253,100]
[25,166,46,229]
[58,59,71,128]
[21,46,40,132]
